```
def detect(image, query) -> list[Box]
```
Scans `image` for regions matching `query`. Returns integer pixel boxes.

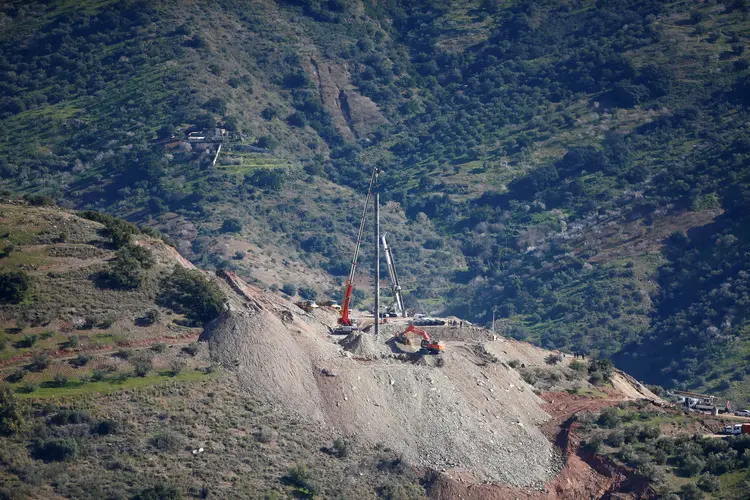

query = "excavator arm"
[395,324,444,354]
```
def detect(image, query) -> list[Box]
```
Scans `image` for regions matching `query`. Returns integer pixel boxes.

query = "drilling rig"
[380,233,405,318]
[333,167,377,334]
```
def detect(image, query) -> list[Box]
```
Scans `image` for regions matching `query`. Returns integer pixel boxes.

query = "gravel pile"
[338,332,388,359]
[203,281,562,488]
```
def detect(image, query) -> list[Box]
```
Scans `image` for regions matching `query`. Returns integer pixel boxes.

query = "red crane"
[335,167,378,334]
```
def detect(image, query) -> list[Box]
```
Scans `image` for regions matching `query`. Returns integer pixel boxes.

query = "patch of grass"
[14,369,217,399]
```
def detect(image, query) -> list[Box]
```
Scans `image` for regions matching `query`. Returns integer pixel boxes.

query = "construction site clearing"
[208,269,676,498]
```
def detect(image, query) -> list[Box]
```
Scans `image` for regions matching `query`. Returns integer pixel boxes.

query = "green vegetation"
[158,266,226,323]
[97,244,155,290]
[0,0,748,402]
[580,402,750,499]
[0,386,24,435]
[0,270,31,304]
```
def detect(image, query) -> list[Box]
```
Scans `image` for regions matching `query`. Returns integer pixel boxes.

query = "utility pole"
[492,306,497,338]
[374,169,380,339]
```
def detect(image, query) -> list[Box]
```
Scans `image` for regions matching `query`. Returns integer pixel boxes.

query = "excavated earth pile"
[203,279,562,488]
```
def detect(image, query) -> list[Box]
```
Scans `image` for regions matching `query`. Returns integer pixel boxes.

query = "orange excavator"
[395,324,445,354]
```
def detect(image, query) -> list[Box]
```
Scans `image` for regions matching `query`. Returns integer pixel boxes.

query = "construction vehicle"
[380,233,405,318]
[395,324,444,354]
[295,300,319,312]
[334,167,378,335]
[724,423,750,435]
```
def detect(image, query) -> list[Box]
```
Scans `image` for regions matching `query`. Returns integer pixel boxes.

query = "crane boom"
[380,233,405,317]
[338,167,378,328]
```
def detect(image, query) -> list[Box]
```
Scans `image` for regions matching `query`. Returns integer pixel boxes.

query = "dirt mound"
[203,286,558,487]
[338,332,388,359]
[202,308,335,421]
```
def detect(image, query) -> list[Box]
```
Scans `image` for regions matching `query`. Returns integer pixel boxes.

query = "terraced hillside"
[1,0,749,399]
[0,203,681,499]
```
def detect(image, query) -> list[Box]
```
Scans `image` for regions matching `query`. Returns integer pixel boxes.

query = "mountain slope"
[0,203,673,499]
[1,0,750,398]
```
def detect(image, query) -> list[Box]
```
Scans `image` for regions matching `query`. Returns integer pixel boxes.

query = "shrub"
[132,483,182,500]
[697,472,720,492]
[0,386,24,435]
[653,449,667,465]
[91,370,107,382]
[606,429,625,447]
[79,211,139,249]
[30,438,78,462]
[18,383,37,394]
[16,334,37,348]
[140,309,160,326]
[132,355,152,377]
[99,313,117,329]
[100,256,144,289]
[150,431,183,452]
[597,408,621,428]
[582,436,603,453]
[379,480,425,500]
[6,369,26,383]
[507,359,521,368]
[49,409,89,426]
[569,360,587,373]
[24,194,55,206]
[63,335,79,349]
[678,483,704,500]
[298,286,317,301]
[182,342,199,356]
[27,354,49,372]
[151,342,167,353]
[683,455,706,476]
[91,420,119,436]
[158,266,226,323]
[331,438,350,458]
[117,244,155,269]
[639,425,661,441]
[588,370,604,385]
[255,426,276,443]
[220,218,242,233]
[51,374,68,388]
[233,251,245,260]
[70,354,91,368]
[637,462,662,482]
[624,425,640,444]
[285,463,320,496]
[588,358,614,381]
[281,283,297,296]
[545,353,563,365]
[169,358,186,376]
[115,349,131,360]
[0,270,32,304]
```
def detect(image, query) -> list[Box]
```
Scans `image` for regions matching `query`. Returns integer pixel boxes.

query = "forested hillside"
[1,0,749,399]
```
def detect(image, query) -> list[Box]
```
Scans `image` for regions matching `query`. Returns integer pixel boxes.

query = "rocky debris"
[204,306,556,487]
[338,332,388,359]
[201,275,648,490]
